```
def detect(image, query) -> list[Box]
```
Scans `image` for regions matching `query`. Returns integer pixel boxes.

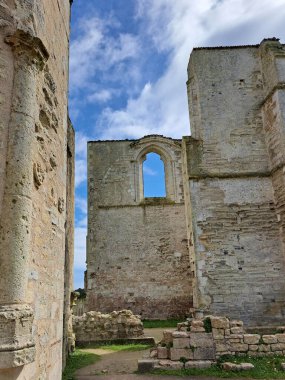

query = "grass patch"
[62,349,100,380]
[100,343,151,352]
[151,355,285,378]
[143,319,183,328]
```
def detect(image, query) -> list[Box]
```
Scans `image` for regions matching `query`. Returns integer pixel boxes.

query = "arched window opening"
[143,152,166,198]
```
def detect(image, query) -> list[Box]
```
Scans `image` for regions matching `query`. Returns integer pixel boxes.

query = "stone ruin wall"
[73,310,144,344]
[87,136,193,319]
[0,1,73,379]
[143,315,285,372]
[186,39,285,326]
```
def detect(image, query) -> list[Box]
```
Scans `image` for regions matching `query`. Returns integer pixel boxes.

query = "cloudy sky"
[70,0,285,289]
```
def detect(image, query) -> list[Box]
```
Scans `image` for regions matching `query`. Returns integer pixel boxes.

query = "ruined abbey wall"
[87,136,193,319]
[186,39,285,326]
[0,1,73,379]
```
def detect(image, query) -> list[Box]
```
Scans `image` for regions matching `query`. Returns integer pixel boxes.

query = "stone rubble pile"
[73,310,144,342]
[139,315,285,371]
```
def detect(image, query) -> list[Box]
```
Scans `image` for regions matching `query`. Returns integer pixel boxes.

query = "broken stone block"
[222,362,254,371]
[210,316,229,329]
[230,320,243,327]
[243,334,260,344]
[170,348,193,361]
[230,326,244,334]
[185,360,213,369]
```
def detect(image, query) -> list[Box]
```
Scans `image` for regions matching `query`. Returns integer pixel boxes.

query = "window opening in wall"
[143,152,166,197]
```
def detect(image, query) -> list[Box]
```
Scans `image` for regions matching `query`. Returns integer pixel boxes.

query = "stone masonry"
[87,135,193,319]
[73,310,144,344]
[0,1,74,379]
[146,315,285,371]
[87,38,285,326]
[185,38,285,326]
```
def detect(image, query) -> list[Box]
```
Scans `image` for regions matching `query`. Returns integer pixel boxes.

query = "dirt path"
[74,328,245,380]
[74,328,168,379]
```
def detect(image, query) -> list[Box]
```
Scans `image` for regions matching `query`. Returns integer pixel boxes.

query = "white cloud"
[94,0,285,140]
[143,165,157,176]
[74,226,87,271]
[70,15,140,93]
[87,89,113,103]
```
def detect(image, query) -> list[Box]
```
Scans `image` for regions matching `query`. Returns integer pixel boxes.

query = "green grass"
[143,319,183,328]
[100,343,151,352]
[151,355,285,379]
[62,349,100,380]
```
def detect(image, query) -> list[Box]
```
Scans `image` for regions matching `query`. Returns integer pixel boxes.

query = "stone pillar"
[0,30,48,369]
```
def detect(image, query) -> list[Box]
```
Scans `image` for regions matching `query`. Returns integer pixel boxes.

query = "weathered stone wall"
[0,1,73,379]
[151,315,285,369]
[186,40,285,326]
[87,136,192,319]
[73,310,143,343]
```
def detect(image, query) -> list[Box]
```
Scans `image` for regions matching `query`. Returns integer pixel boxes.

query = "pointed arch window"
[142,152,166,198]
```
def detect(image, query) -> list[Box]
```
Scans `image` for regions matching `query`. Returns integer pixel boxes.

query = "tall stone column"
[0,30,48,369]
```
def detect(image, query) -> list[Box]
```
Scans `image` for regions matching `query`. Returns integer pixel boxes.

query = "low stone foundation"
[142,315,285,371]
[73,310,144,344]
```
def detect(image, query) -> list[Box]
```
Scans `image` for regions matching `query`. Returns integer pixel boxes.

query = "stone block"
[215,342,229,352]
[185,360,213,369]
[248,344,258,351]
[191,320,204,328]
[222,362,254,371]
[193,347,216,360]
[244,334,260,344]
[212,328,224,340]
[210,316,229,329]
[230,343,248,352]
[163,330,174,344]
[230,320,243,327]
[190,332,214,348]
[276,334,285,343]
[170,348,193,361]
[230,327,244,334]
[157,360,183,369]
[281,362,285,371]
[258,344,271,352]
[262,335,277,344]
[172,331,189,338]
[173,337,190,349]
[157,347,168,359]
[137,359,157,373]
[191,326,205,332]
[271,343,285,351]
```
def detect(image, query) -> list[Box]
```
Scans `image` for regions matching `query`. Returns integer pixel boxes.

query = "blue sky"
[70,0,285,290]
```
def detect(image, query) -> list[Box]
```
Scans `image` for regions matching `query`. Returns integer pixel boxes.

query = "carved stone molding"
[5,29,49,70]
[0,304,35,368]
